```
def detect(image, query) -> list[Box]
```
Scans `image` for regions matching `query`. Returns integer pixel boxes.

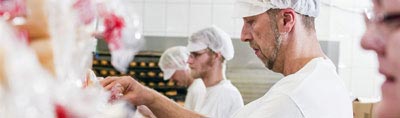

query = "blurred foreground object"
[0,0,144,117]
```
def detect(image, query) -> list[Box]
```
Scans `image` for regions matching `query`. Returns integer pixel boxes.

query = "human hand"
[100,76,156,106]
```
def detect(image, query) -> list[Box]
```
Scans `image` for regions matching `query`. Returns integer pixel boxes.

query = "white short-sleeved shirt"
[184,79,207,112]
[233,57,353,118]
[199,79,244,118]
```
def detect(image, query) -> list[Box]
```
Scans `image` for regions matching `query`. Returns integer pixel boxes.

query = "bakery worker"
[159,46,207,112]
[186,26,244,118]
[233,0,353,117]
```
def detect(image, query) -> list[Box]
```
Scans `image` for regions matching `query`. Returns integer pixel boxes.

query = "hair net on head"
[159,46,190,80]
[187,26,234,61]
[233,0,320,18]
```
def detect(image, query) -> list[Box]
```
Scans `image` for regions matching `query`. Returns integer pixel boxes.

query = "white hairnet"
[159,46,190,80]
[187,26,234,61]
[233,0,320,18]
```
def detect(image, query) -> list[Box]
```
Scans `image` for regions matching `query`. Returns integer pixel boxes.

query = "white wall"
[322,0,384,98]
[125,0,384,99]
[126,0,241,37]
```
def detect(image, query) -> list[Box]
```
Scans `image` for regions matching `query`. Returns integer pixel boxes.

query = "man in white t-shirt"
[233,0,353,117]
[159,46,206,112]
[186,26,244,118]
[132,46,206,118]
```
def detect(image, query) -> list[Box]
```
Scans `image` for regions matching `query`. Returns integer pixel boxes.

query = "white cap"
[187,26,234,61]
[233,0,320,18]
[159,46,190,80]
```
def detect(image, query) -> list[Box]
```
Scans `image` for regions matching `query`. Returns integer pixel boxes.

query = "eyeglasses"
[364,9,400,34]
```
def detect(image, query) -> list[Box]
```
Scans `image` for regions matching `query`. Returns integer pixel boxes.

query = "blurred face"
[187,48,214,79]
[241,12,281,71]
[361,0,400,117]
[170,70,190,87]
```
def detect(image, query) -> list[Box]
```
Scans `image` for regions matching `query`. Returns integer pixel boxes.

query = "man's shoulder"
[208,80,243,99]
[271,58,340,95]
[234,93,303,118]
[188,79,206,92]
[218,80,241,93]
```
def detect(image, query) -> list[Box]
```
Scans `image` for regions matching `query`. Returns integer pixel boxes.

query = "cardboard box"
[353,101,379,118]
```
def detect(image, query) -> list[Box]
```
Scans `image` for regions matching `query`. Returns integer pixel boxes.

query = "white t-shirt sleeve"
[234,94,304,118]
[262,94,304,118]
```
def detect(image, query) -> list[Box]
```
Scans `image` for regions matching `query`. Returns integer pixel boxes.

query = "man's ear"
[278,9,296,33]
[213,52,223,62]
[216,52,222,60]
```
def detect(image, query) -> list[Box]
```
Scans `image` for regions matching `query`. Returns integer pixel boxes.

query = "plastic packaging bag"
[47,0,97,82]
[0,0,26,20]
[0,0,142,117]
[96,0,144,73]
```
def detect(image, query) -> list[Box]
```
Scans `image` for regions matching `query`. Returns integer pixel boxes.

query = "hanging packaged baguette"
[19,0,55,76]
[16,0,50,39]
[30,40,55,76]
[0,48,5,88]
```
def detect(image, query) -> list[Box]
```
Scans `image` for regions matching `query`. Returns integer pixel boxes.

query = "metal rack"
[92,51,187,104]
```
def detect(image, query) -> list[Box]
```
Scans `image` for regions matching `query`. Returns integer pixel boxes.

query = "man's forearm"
[146,89,204,118]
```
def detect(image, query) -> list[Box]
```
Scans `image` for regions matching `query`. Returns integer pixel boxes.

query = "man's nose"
[187,56,194,64]
[241,23,252,42]
[361,27,385,54]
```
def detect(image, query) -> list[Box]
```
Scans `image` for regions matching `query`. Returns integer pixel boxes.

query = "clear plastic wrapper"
[0,0,141,117]
[0,0,26,20]
[96,0,144,73]
[109,83,124,103]
[83,69,101,88]
[0,19,55,118]
[73,0,96,25]
[47,0,97,82]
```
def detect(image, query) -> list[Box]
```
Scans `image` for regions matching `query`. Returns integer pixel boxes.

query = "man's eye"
[246,20,254,24]
[244,18,254,24]
[382,14,400,27]
[190,53,199,57]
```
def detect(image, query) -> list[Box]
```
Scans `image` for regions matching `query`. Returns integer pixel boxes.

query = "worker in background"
[361,0,400,117]
[186,26,244,118]
[232,0,352,117]
[132,46,207,118]
[159,46,207,112]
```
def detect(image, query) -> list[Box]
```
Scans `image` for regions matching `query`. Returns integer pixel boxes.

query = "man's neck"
[276,31,325,76]
[202,65,223,87]
[187,75,195,87]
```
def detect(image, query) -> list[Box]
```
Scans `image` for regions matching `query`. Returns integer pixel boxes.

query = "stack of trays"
[92,51,187,103]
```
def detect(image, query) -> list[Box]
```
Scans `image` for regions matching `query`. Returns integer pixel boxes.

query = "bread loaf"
[0,48,6,87]
[16,0,50,39]
[30,39,55,76]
